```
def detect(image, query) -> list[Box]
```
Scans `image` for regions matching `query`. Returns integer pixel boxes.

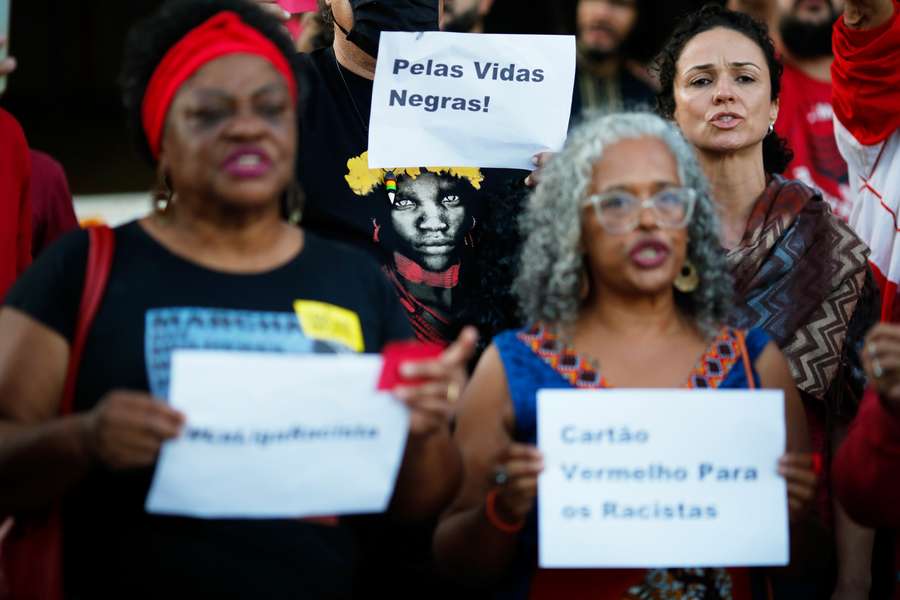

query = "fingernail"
[399,363,416,377]
[283,9,292,19]
[531,155,540,166]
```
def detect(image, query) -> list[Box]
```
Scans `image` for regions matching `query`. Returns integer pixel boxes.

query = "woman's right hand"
[863,322,900,407]
[81,391,184,470]
[491,443,544,523]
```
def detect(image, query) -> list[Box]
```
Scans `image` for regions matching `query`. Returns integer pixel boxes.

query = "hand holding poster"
[368,32,576,170]
[146,351,410,519]
[537,389,788,568]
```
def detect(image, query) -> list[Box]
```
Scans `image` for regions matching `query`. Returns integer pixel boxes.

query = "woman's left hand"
[524,152,554,187]
[778,452,818,520]
[393,327,478,438]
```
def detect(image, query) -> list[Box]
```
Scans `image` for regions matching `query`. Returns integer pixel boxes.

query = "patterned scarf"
[726,176,875,412]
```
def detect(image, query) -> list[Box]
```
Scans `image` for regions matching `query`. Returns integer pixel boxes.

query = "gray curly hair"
[513,111,733,338]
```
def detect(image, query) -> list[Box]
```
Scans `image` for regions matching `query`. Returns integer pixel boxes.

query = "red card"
[278,0,318,13]
[378,341,445,390]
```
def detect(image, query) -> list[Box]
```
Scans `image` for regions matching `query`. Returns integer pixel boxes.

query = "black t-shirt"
[295,47,527,345]
[4,221,411,599]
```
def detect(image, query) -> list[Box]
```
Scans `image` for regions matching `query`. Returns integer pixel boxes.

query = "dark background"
[0,0,714,195]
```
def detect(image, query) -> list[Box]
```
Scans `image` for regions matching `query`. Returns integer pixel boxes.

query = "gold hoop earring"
[284,179,305,225]
[153,166,173,215]
[579,266,591,301]
[674,260,699,293]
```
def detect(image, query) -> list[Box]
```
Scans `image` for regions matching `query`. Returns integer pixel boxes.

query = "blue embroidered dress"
[492,323,772,600]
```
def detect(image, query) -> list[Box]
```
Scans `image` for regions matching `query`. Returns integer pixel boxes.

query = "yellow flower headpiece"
[344,151,484,198]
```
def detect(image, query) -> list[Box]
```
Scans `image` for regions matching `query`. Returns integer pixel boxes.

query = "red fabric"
[0,108,32,300]
[141,11,298,159]
[393,252,460,288]
[529,568,753,600]
[1,226,114,600]
[29,150,78,257]
[871,259,900,323]
[833,387,900,528]
[831,1,900,146]
[775,64,851,219]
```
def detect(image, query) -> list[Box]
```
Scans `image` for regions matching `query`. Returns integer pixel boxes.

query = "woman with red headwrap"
[0,1,473,597]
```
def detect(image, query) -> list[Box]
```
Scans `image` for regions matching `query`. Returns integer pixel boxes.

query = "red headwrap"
[141,11,298,160]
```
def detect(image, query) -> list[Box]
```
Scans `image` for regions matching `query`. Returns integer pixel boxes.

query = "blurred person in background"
[0,37,31,299]
[831,3,900,587]
[1,39,78,266]
[833,321,900,530]
[729,0,852,219]
[255,0,528,595]
[570,0,657,121]
[656,5,881,597]
[29,150,79,257]
[830,0,900,325]
[443,0,495,32]
[286,0,527,348]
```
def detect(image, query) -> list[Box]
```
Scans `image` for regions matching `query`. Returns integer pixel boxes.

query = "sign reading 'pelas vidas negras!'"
[537,390,789,568]
[369,32,576,170]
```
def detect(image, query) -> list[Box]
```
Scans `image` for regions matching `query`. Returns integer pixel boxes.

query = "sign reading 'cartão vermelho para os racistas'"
[537,389,789,568]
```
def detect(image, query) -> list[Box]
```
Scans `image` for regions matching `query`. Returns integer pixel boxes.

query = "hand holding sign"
[537,389,791,568]
[491,443,544,525]
[83,390,184,470]
[146,352,410,518]
[392,326,478,438]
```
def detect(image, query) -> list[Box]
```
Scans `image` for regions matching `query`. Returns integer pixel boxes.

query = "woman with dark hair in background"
[655,5,880,597]
[0,1,473,597]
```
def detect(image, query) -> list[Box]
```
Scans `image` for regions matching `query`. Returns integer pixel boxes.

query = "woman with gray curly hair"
[434,112,816,599]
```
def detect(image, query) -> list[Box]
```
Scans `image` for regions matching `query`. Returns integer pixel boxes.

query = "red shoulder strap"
[60,226,115,416]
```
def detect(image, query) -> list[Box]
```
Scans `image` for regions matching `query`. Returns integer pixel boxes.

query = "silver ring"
[873,356,884,379]
[493,466,509,487]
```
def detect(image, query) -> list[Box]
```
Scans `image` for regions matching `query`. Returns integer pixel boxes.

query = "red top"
[833,387,900,528]
[831,1,900,146]
[775,63,851,219]
[0,108,32,299]
[29,150,78,257]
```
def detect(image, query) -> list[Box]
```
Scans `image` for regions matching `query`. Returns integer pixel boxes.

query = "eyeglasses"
[582,187,697,234]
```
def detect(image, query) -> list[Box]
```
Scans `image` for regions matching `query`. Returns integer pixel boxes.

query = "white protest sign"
[537,389,788,568]
[146,351,409,519]
[368,32,575,170]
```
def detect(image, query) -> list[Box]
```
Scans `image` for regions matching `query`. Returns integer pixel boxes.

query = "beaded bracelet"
[485,489,525,534]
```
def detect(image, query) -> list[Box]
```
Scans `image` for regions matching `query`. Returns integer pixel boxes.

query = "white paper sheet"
[368,32,576,170]
[145,351,410,519]
[537,389,788,568]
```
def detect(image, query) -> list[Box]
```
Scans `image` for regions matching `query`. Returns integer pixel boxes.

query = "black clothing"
[339,0,439,57]
[295,47,526,345]
[5,221,411,599]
